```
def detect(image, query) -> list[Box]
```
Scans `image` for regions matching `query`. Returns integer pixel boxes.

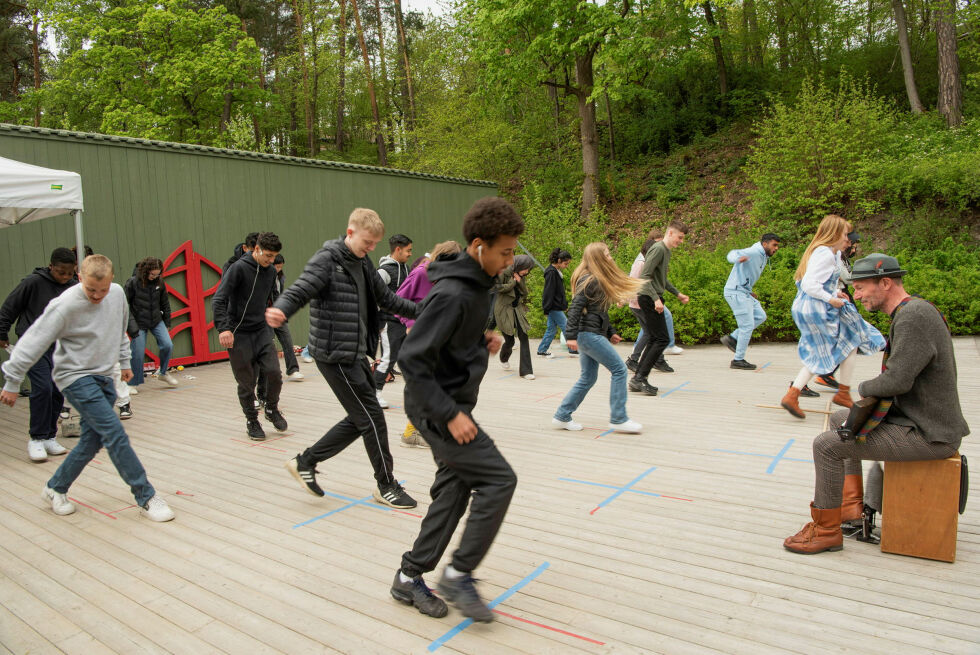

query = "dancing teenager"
[389,196,522,623]
[1,255,174,522]
[552,243,644,434]
[537,248,574,357]
[494,254,535,379]
[720,233,781,369]
[783,253,968,553]
[814,230,862,391]
[270,209,419,509]
[625,235,681,373]
[375,234,413,408]
[124,257,177,390]
[780,215,885,418]
[0,247,76,461]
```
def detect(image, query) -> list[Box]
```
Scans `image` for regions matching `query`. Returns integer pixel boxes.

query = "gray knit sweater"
[858,297,969,445]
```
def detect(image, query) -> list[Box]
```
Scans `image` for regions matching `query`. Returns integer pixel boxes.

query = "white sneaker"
[500,361,511,370]
[302,355,314,363]
[609,419,643,434]
[41,486,75,515]
[128,386,139,395]
[664,346,684,355]
[160,373,178,387]
[552,418,583,431]
[41,438,67,455]
[376,390,390,408]
[141,495,175,522]
[287,371,305,381]
[522,374,536,380]
[27,440,47,462]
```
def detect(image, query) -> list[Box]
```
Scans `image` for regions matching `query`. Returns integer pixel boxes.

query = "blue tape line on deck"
[292,480,407,528]
[713,439,812,474]
[758,362,772,371]
[659,381,690,397]
[427,562,550,652]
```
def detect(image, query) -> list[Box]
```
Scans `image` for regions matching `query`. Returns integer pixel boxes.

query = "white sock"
[837,350,857,387]
[398,571,414,584]
[792,366,814,390]
[444,565,466,580]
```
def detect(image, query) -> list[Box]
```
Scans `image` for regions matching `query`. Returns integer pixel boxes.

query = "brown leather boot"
[783,503,843,554]
[780,386,805,419]
[840,474,864,522]
[832,383,854,408]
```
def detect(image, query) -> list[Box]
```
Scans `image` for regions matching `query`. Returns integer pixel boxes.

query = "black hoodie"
[212,252,277,333]
[399,251,495,425]
[0,267,77,341]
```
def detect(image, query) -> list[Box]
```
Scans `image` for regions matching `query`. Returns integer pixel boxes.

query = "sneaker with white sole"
[500,360,511,370]
[119,403,133,419]
[41,486,75,515]
[287,371,305,381]
[400,430,430,448]
[302,355,314,363]
[128,386,139,395]
[160,373,179,387]
[285,456,325,496]
[27,440,47,462]
[141,495,175,522]
[374,482,417,509]
[551,418,583,431]
[376,390,389,408]
[664,345,684,355]
[59,407,71,420]
[609,419,643,434]
[521,374,536,380]
[41,438,67,455]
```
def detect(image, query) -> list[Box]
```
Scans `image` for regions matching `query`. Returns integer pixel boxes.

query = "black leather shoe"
[730,359,757,370]
[628,377,658,395]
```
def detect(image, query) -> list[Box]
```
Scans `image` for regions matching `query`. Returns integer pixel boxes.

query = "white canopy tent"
[0,155,85,256]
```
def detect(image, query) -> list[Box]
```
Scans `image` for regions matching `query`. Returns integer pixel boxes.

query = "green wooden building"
[0,123,496,366]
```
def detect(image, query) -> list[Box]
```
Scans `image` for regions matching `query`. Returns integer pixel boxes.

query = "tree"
[702,2,728,95]
[350,0,387,164]
[891,0,923,114]
[934,0,962,127]
[392,0,416,131]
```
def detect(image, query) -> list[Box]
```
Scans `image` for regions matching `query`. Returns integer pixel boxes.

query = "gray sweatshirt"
[2,284,131,393]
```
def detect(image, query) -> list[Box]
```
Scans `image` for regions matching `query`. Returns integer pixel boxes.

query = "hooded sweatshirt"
[212,252,277,334]
[0,267,78,342]
[395,262,434,329]
[399,251,495,425]
[377,254,409,323]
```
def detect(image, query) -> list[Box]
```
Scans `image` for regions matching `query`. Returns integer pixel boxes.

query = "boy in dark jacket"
[374,233,413,408]
[212,232,286,441]
[388,196,523,623]
[537,248,574,357]
[0,247,77,461]
[269,209,420,509]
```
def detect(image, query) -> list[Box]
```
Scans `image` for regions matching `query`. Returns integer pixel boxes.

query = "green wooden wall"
[0,123,496,364]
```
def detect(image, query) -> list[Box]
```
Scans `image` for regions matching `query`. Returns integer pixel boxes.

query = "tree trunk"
[337,0,347,152]
[745,0,762,66]
[31,10,41,126]
[351,0,388,165]
[702,2,728,95]
[289,0,315,155]
[775,0,789,71]
[934,0,962,127]
[575,52,598,220]
[604,88,616,162]
[891,0,923,113]
[393,0,416,131]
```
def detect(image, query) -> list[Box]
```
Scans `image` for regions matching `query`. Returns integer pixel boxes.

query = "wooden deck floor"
[1,339,977,655]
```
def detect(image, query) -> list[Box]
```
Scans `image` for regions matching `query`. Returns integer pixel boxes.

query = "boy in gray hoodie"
[0,255,174,522]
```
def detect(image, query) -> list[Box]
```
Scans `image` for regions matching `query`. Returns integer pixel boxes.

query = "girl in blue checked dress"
[780,215,885,418]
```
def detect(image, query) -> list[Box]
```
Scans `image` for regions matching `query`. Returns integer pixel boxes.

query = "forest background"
[2,0,978,342]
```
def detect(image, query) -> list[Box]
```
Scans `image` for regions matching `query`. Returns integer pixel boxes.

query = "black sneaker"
[653,360,674,373]
[720,334,737,353]
[390,571,448,618]
[246,418,266,441]
[264,406,288,432]
[628,376,658,395]
[799,384,820,398]
[285,455,324,496]
[373,482,417,509]
[815,374,839,389]
[438,571,494,623]
[119,403,133,420]
[625,357,638,372]
[536,351,553,358]
[730,359,757,370]
[567,350,579,356]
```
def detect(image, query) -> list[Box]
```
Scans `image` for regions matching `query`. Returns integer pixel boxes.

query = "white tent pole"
[72,210,85,261]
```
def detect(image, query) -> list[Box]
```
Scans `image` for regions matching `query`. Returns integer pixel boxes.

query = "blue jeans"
[724,291,766,360]
[629,304,675,360]
[48,375,155,505]
[538,310,568,353]
[129,321,173,385]
[27,346,62,440]
[554,331,629,424]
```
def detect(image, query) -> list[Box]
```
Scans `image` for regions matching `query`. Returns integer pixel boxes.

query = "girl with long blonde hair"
[781,215,885,418]
[553,243,645,433]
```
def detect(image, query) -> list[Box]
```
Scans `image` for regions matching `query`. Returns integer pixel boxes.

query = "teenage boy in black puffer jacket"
[269,208,420,509]
[388,196,523,624]
[212,232,286,441]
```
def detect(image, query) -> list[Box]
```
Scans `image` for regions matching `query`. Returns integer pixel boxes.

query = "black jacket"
[377,255,410,323]
[541,265,568,313]
[0,267,77,341]
[565,277,617,341]
[212,252,278,334]
[273,238,418,365]
[124,276,172,334]
[400,251,495,424]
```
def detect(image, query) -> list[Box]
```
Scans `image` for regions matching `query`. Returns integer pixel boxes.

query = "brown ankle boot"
[784,503,844,554]
[780,386,806,419]
[840,474,864,522]
[832,384,854,408]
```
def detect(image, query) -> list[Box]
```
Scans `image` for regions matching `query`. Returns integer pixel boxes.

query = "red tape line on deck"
[492,609,606,645]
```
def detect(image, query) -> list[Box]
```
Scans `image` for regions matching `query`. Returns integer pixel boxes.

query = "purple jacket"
[396,262,434,329]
